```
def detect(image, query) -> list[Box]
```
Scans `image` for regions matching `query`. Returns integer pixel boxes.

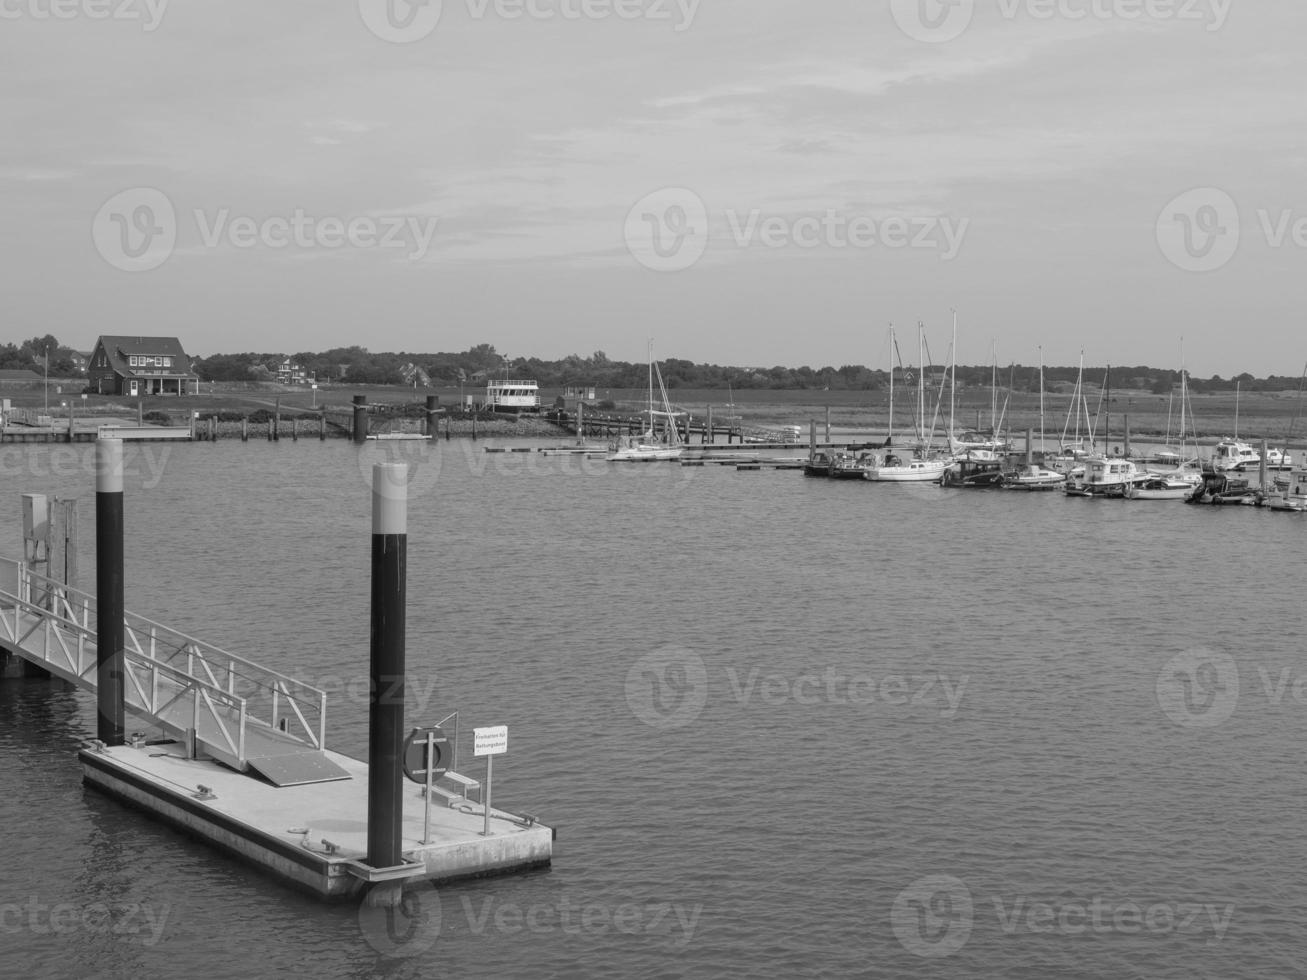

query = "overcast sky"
[3,0,1303,377]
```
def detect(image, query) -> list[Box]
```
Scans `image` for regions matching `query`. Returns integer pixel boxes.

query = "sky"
[2,0,1305,377]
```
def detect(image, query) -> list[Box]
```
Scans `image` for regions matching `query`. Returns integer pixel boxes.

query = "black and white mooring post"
[425,395,439,437]
[367,462,406,870]
[96,437,125,746]
[353,395,368,445]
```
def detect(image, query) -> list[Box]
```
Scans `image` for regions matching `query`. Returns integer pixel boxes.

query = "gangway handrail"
[9,562,325,702]
[0,558,328,756]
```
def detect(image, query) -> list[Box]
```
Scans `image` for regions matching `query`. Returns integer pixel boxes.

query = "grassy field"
[5,379,1305,446]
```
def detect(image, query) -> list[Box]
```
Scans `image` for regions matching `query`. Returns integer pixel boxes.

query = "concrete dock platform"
[79,741,553,901]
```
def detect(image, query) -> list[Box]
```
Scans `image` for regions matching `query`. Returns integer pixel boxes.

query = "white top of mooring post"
[371,463,407,535]
[96,438,124,493]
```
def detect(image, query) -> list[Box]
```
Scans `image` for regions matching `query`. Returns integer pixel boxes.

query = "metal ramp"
[0,558,349,786]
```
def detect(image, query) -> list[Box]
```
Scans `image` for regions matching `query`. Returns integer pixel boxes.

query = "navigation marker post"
[474,725,508,837]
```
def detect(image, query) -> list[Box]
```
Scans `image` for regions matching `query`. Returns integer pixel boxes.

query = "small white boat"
[863,451,948,483]
[1266,467,1307,511]
[1211,439,1260,471]
[1124,475,1196,500]
[1000,463,1067,491]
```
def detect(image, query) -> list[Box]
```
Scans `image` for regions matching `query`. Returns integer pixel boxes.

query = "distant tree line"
[182,345,1307,394]
[0,335,79,375]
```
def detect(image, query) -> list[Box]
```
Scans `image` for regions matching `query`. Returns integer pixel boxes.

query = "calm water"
[1,439,1304,978]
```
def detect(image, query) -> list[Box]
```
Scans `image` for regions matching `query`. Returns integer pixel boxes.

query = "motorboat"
[941,450,1005,488]
[999,463,1067,491]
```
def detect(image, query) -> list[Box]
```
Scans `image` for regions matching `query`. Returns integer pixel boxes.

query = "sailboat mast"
[1234,379,1240,440]
[918,321,926,446]
[1039,346,1045,454]
[950,310,957,451]
[888,324,895,445]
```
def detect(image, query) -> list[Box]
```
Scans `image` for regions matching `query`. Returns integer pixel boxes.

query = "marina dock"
[0,443,552,904]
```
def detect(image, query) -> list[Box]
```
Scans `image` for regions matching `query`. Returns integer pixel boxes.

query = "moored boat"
[828,451,878,480]
[999,463,1067,491]
[863,451,948,483]
[941,450,1005,488]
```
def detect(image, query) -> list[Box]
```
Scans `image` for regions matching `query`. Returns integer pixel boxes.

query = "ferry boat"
[485,379,540,414]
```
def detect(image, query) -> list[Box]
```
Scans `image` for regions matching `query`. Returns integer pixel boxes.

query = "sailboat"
[865,322,948,483]
[606,341,685,462]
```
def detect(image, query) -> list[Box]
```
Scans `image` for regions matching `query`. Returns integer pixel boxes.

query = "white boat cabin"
[485,379,540,413]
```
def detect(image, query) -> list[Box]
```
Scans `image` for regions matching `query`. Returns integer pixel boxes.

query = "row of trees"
[10,337,1297,393]
[190,345,1304,394]
[0,335,79,375]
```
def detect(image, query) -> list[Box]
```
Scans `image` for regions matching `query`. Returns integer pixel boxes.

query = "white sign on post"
[473,725,507,839]
[474,725,508,757]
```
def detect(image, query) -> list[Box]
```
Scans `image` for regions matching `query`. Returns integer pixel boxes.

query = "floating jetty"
[0,441,552,905]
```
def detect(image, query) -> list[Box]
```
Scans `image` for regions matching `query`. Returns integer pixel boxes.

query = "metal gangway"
[0,558,348,786]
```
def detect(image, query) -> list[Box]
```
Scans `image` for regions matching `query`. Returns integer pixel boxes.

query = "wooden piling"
[319,413,326,441]
[241,417,248,442]
[706,405,713,444]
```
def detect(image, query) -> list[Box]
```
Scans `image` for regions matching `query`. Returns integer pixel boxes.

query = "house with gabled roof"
[88,336,200,396]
